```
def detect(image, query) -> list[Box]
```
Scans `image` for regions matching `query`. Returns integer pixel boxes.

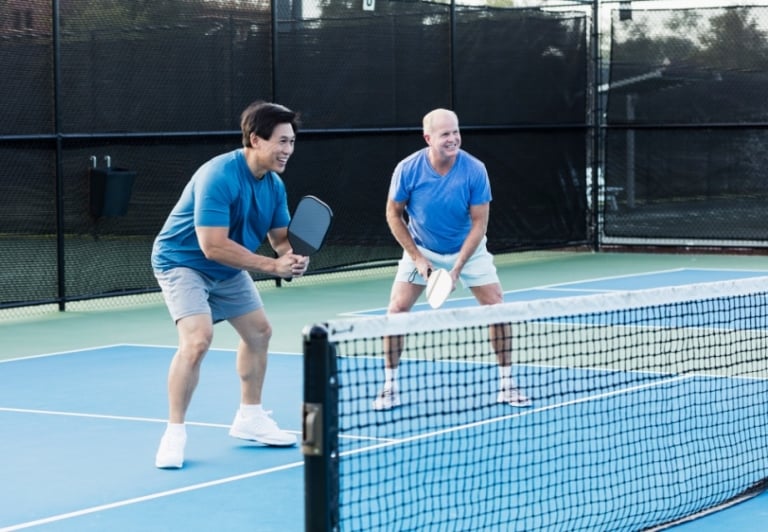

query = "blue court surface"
[2,267,768,531]
[333,359,768,530]
[0,346,304,531]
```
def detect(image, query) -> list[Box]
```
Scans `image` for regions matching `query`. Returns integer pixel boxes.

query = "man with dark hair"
[151,101,307,468]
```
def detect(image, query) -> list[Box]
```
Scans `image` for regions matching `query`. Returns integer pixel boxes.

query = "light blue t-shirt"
[151,149,290,280]
[389,148,492,254]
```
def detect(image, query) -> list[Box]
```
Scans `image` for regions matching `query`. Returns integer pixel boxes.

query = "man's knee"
[472,283,503,305]
[388,282,422,313]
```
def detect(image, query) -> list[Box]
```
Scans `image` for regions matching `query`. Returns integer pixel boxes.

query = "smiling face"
[423,109,461,164]
[248,123,296,177]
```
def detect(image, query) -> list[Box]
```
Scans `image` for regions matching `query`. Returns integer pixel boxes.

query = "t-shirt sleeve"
[389,160,410,203]
[194,165,235,227]
[469,160,492,205]
[271,176,291,229]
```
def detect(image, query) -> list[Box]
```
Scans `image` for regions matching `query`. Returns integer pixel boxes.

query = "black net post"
[302,324,339,532]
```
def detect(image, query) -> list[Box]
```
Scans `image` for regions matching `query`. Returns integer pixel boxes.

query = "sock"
[240,403,264,417]
[165,422,186,438]
[384,367,398,391]
[498,365,513,391]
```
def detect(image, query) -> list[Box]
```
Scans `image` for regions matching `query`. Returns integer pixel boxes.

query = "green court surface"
[4,249,768,361]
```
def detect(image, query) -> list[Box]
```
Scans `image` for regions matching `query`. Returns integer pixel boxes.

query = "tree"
[60,0,209,34]
[697,7,768,70]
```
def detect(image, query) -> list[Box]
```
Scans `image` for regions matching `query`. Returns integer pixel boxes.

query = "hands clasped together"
[276,253,309,279]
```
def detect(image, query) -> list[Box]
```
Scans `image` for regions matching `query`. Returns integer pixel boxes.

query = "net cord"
[325,275,768,340]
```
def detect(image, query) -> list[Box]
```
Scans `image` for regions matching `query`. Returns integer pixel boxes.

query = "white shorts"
[394,237,500,288]
[154,267,263,323]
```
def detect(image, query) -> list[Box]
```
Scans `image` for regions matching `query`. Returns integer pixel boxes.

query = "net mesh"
[318,277,768,530]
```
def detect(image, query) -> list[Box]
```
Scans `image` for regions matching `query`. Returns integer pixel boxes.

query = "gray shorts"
[394,237,500,288]
[154,267,263,323]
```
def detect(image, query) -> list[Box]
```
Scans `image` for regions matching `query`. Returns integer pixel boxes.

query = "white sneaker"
[229,409,297,447]
[372,388,401,410]
[155,430,186,469]
[497,387,532,408]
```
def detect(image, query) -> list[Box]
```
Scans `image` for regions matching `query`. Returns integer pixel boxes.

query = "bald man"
[373,108,531,410]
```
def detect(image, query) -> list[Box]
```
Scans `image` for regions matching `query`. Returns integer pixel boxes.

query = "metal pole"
[590,0,602,251]
[52,0,66,310]
[450,0,456,109]
[626,93,636,208]
[272,0,279,100]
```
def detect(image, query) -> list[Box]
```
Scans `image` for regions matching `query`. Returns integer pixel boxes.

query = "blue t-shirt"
[389,148,492,254]
[151,149,290,280]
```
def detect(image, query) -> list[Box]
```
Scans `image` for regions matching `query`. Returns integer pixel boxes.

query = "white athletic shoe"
[372,388,401,410]
[229,409,297,447]
[155,430,186,469]
[497,387,532,408]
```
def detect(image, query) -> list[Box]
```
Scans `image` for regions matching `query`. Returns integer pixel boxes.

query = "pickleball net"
[302,276,768,531]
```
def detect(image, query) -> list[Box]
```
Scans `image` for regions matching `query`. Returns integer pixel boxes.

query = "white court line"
[0,460,305,531]
[0,407,392,441]
[0,368,309,531]
[0,344,299,364]
[0,344,131,363]
[1,341,762,529]
[0,407,229,429]
[1,370,754,531]
[0,346,302,431]
[338,374,691,456]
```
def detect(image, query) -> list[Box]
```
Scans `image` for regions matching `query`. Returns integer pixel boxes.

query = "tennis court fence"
[302,276,768,531]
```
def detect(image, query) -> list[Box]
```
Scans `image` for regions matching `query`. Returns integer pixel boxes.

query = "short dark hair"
[241,101,301,147]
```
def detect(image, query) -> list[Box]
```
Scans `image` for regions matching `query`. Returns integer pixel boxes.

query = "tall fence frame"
[2,0,767,313]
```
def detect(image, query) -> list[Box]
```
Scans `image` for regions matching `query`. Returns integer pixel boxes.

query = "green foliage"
[698,8,768,70]
[316,0,358,18]
[486,0,517,7]
[613,6,768,71]
[315,0,440,19]
[61,0,208,33]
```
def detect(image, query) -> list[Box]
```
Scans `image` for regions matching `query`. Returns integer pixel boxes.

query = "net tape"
[326,275,768,340]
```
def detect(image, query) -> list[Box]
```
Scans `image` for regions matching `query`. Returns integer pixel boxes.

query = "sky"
[298,0,768,18]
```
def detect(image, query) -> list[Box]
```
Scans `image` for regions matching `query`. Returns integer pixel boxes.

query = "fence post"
[302,324,339,532]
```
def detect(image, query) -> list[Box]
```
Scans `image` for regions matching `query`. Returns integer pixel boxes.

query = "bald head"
[422,108,459,135]
[421,109,462,171]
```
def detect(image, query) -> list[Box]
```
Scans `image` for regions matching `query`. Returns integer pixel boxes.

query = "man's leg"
[471,283,531,407]
[168,314,214,422]
[229,308,271,404]
[227,309,296,446]
[373,281,423,410]
[156,313,213,468]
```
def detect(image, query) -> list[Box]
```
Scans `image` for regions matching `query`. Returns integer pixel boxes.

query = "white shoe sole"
[155,457,183,469]
[372,390,401,411]
[229,428,297,447]
[497,392,532,408]
[372,401,401,411]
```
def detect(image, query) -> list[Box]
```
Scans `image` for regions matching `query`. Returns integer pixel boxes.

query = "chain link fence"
[1,0,766,314]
